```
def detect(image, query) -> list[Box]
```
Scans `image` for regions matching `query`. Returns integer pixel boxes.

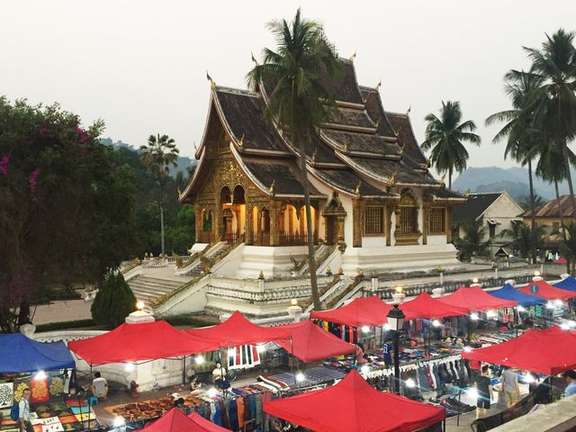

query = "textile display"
[0,382,14,409]
[227,345,260,370]
[30,377,50,404]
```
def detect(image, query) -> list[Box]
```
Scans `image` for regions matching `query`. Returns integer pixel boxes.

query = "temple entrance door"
[326,215,337,245]
[222,208,234,243]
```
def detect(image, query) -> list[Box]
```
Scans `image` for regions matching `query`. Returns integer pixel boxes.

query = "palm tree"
[525,30,576,215]
[453,219,490,261]
[500,221,545,261]
[247,9,341,310]
[518,194,545,211]
[422,101,481,189]
[486,70,544,231]
[140,134,179,256]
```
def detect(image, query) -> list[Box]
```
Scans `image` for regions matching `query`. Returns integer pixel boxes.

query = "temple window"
[364,207,384,235]
[398,192,419,234]
[429,208,446,234]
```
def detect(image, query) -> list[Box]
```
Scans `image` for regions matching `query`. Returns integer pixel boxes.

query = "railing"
[279,233,307,246]
[369,273,536,300]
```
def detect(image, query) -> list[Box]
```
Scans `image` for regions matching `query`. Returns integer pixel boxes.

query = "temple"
[179,59,466,279]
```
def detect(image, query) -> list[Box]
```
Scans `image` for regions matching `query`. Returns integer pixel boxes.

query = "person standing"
[475,365,492,418]
[564,370,576,397]
[91,371,108,400]
[18,388,33,432]
[502,367,520,407]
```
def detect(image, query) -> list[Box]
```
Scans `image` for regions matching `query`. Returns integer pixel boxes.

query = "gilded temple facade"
[180,60,465,278]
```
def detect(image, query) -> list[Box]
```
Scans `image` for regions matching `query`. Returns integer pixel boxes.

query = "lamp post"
[387,303,405,394]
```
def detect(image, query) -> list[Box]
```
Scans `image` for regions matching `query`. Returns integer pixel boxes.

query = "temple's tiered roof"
[181,59,464,203]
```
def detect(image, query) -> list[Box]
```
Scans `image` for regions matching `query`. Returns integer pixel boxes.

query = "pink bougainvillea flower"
[29,169,40,193]
[0,154,10,176]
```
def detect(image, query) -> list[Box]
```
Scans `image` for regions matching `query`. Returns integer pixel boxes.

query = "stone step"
[128,284,174,296]
[128,279,182,292]
[135,276,184,287]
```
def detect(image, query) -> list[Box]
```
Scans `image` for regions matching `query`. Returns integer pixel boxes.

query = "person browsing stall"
[18,388,33,432]
[475,365,493,418]
[92,371,108,400]
[564,370,576,397]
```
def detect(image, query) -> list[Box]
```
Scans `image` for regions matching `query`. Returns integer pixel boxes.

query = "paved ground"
[31,299,93,325]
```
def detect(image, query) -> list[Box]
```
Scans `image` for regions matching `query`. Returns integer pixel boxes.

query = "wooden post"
[245,203,253,245]
[422,205,429,245]
[352,199,363,248]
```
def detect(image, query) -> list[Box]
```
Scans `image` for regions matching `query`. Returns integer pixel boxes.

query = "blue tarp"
[554,276,576,292]
[488,283,545,307]
[0,333,75,373]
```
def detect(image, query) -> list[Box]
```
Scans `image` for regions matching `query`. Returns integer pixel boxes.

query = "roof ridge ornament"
[269,180,276,196]
[238,133,245,147]
[206,71,216,89]
[406,105,411,115]
[375,80,381,91]
[355,180,361,196]
[349,51,357,61]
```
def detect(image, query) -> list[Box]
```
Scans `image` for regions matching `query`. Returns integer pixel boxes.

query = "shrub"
[91,271,136,328]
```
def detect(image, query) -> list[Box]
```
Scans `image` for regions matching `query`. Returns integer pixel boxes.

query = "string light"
[361,325,370,334]
[228,348,236,357]
[470,313,479,321]
[256,344,266,354]
[554,299,564,308]
[486,310,498,319]
[546,301,555,310]
[463,346,473,353]
[295,372,306,383]
[194,355,205,365]
[34,370,47,381]
[516,305,526,313]
[207,387,219,398]
[432,320,442,328]
[466,387,479,400]
[124,363,135,372]
[136,301,145,311]
[405,378,416,388]
[360,365,370,375]
[383,323,392,331]
[112,416,125,427]
[523,373,536,384]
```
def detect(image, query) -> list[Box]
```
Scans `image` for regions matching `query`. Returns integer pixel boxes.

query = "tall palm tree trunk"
[563,145,576,217]
[527,159,537,263]
[299,157,321,310]
[448,168,452,191]
[554,179,569,273]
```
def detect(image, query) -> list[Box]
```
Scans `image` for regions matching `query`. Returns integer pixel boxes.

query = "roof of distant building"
[452,192,502,225]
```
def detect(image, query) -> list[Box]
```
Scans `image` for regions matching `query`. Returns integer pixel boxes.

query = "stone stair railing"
[323,275,365,310]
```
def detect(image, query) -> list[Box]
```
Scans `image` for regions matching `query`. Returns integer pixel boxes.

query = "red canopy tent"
[400,293,468,320]
[310,296,392,327]
[139,408,230,432]
[273,321,359,362]
[462,326,576,375]
[437,287,517,312]
[264,370,445,432]
[519,278,576,301]
[68,320,212,365]
[185,311,291,349]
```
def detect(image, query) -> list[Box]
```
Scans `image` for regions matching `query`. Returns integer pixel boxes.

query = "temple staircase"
[296,244,339,276]
[127,275,186,305]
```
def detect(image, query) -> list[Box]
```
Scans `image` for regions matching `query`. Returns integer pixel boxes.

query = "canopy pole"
[87,364,93,431]
[182,355,186,385]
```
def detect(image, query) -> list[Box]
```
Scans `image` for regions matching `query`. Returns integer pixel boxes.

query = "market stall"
[519,278,576,301]
[310,296,391,327]
[438,286,517,312]
[264,370,446,432]
[400,292,468,320]
[462,326,576,375]
[0,333,79,432]
[68,320,212,365]
[488,284,545,307]
[554,275,576,292]
[139,407,230,432]
[273,320,359,363]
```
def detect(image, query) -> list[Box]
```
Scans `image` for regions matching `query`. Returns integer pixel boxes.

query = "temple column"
[422,205,429,245]
[352,199,363,248]
[195,206,203,243]
[446,207,453,243]
[213,199,222,242]
[270,201,281,246]
[386,205,395,247]
[337,216,345,243]
[299,206,306,238]
[314,205,319,243]
[245,203,253,245]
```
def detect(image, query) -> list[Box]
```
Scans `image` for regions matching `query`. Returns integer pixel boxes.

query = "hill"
[100,138,195,177]
[452,166,571,200]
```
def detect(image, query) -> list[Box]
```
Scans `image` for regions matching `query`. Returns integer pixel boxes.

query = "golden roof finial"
[269,180,276,196]
[375,80,382,91]
[193,141,198,153]
[206,71,216,89]
[350,51,357,61]
[238,133,245,147]
[406,105,411,115]
[355,180,361,196]
[343,142,350,153]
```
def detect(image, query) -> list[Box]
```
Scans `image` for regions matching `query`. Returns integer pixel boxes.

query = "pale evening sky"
[2,0,575,169]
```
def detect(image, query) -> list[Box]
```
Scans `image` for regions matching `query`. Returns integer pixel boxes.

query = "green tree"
[518,194,545,211]
[422,101,481,189]
[91,271,136,328]
[526,30,576,214]
[500,221,545,261]
[140,134,179,257]
[486,70,544,232]
[247,9,341,310]
[560,223,576,273]
[0,98,138,332]
[453,219,490,261]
